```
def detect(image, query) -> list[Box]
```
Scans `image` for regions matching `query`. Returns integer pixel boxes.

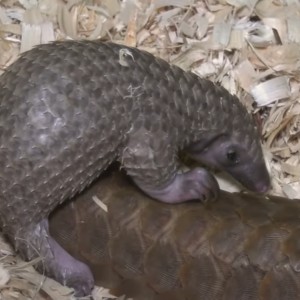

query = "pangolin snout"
[243,169,271,194]
[253,180,270,193]
[230,163,271,194]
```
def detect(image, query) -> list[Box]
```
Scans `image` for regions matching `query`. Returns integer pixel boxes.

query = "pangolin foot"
[135,167,220,204]
[14,219,94,297]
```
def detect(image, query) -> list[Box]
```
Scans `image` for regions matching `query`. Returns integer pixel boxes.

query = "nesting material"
[251,76,291,106]
[0,0,300,299]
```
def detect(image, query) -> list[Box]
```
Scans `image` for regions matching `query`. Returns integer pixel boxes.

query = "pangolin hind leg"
[12,219,94,297]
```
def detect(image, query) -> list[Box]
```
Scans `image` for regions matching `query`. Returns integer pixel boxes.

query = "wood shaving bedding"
[0,0,300,298]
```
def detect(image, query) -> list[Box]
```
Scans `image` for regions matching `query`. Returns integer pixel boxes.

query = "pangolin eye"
[226,150,239,164]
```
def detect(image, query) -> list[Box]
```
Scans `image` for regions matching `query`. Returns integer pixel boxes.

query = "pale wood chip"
[281,162,300,177]
[152,0,193,10]
[212,21,232,49]
[287,16,300,43]
[234,59,257,92]
[251,76,291,106]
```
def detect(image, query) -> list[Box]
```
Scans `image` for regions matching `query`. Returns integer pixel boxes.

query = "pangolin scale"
[49,170,300,300]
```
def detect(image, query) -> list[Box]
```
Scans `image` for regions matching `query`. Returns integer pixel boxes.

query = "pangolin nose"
[257,183,269,193]
[254,178,271,193]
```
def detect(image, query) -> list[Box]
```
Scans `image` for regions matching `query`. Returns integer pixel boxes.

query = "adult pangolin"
[49,170,300,300]
[0,40,270,296]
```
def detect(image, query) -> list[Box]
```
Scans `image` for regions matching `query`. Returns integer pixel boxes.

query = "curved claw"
[135,167,220,204]
[180,168,220,203]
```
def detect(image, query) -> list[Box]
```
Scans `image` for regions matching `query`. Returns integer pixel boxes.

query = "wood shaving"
[251,76,291,106]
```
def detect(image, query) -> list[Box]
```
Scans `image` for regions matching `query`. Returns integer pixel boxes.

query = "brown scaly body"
[50,171,300,300]
[0,40,269,294]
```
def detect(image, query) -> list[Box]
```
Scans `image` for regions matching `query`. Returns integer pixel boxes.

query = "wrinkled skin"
[137,168,220,203]
[137,133,270,204]
[186,134,270,192]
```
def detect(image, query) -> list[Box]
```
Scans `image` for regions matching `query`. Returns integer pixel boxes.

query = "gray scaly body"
[0,40,270,296]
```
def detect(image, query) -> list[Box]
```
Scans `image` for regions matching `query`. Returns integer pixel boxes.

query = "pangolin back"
[49,171,300,300]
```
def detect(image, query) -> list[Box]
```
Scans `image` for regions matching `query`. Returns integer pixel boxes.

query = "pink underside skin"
[135,167,220,204]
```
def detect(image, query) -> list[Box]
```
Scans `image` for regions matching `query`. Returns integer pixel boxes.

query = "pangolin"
[49,170,300,300]
[0,40,269,295]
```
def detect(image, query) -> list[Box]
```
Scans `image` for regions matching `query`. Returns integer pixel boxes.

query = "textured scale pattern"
[0,39,268,294]
[0,40,264,233]
[50,171,300,300]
